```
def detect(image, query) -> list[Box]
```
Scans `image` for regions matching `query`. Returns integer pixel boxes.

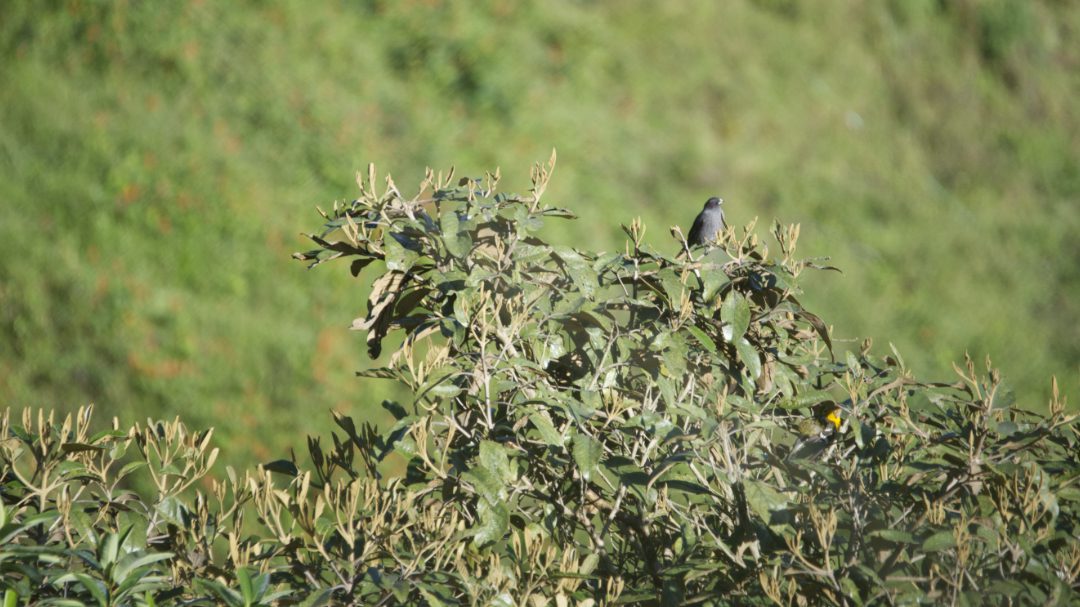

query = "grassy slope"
[1,0,1076,467]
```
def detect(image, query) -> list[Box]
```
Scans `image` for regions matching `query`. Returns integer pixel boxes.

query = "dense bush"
[2,161,1078,605]
[3,2,1078,456]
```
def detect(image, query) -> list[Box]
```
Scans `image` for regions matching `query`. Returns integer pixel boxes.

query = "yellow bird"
[787,405,843,461]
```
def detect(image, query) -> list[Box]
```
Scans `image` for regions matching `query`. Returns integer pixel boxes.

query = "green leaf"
[572,431,602,481]
[471,499,509,547]
[778,390,834,410]
[394,434,418,458]
[298,589,336,607]
[418,589,449,607]
[383,231,418,271]
[593,251,623,273]
[995,421,1018,436]
[463,467,504,504]
[659,269,687,307]
[512,242,551,263]
[88,428,129,443]
[656,376,677,409]
[509,203,544,234]
[115,574,169,601]
[440,209,472,258]
[685,325,716,354]
[735,338,761,379]
[922,530,956,552]
[252,572,272,603]
[418,366,463,401]
[262,590,294,604]
[553,247,597,299]
[479,441,513,484]
[769,267,796,291]
[845,350,861,373]
[154,496,186,527]
[529,411,565,446]
[661,333,689,378]
[4,590,17,607]
[117,460,148,480]
[72,573,109,607]
[839,578,862,605]
[990,385,1016,410]
[429,381,462,399]
[112,552,173,587]
[0,510,60,545]
[720,293,750,342]
[742,479,788,522]
[699,253,731,303]
[452,293,470,326]
[870,529,916,544]
[100,529,122,568]
[237,567,255,606]
[195,579,243,607]
[985,580,1026,597]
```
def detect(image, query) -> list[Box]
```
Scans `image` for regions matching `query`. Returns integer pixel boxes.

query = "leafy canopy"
[2,158,1078,605]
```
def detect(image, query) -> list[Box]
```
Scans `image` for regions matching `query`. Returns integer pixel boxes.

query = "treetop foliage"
[2,159,1078,605]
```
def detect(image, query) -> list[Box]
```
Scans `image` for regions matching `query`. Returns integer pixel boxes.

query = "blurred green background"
[2,0,1077,467]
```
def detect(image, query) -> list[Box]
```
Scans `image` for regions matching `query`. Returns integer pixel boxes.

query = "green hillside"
[1,0,1077,468]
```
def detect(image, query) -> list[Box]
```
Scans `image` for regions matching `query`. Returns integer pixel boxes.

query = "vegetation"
[3,164,1078,605]
[1,2,1078,472]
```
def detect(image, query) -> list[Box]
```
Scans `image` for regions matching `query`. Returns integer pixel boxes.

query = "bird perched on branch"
[687,197,725,246]
[787,404,843,461]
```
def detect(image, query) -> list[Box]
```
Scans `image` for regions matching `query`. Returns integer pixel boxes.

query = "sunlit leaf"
[572,431,602,481]
[921,530,956,552]
[529,412,566,447]
[735,338,761,379]
[721,293,750,342]
[440,209,473,258]
[472,499,510,547]
[743,479,788,522]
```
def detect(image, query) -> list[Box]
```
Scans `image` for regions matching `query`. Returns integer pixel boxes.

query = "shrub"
[2,158,1078,605]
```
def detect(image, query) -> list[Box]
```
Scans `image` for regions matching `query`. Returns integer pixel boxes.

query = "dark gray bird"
[687,197,725,246]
